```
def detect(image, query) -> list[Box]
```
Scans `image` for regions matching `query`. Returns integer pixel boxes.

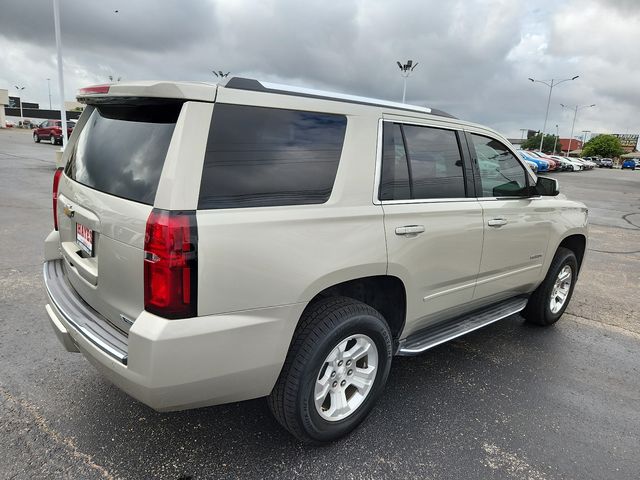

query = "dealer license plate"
[76,223,94,256]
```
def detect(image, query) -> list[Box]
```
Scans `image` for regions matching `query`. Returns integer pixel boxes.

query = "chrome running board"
[397,296,528,356]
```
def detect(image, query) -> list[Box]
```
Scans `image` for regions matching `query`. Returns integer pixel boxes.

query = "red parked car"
[33,120,75,145]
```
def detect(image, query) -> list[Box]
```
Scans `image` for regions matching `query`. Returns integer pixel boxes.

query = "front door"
[466,132,552,301]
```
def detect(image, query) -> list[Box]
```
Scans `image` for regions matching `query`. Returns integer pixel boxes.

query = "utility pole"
[528,75,579,151]
[397,60,418,103]
[14,85,25,127]
[520,128,527,141]
[582,130,590,145]
[553,125,559,154]
[561,104,595,157]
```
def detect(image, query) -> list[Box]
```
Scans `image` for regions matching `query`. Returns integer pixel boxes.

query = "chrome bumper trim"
[43,260,128,365]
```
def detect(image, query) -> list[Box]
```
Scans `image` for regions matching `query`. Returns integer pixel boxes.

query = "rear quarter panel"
[194,112,387,315]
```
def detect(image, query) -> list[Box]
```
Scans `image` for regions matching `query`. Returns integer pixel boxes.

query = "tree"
[521,133,560,154]
[581,134,624,158]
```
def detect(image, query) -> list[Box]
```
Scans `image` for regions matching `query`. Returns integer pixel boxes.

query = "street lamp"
[14,85,25,127]
[397,60,418,103]
[560,103,596,156]
[212,71,230,80]
[46,78,52,109]
[528,75,579,151]
[519,128,527,141]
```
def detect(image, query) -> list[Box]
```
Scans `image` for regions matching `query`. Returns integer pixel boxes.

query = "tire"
[523,247,578,326]
[268,296,393,443]
[33,133,40,143]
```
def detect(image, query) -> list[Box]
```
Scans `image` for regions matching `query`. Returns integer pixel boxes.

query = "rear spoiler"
[76,81,217,104]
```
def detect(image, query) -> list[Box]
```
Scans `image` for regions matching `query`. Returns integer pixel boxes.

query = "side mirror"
[534,176,559,196]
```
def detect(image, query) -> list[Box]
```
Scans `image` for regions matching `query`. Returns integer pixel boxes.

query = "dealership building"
[1,87,82,128]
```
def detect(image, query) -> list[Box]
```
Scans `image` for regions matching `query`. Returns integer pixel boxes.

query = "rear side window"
[65,102,181,205]
[379,123,410,201]
[198,104,347,209]
[403,125,466,199]
[379,122,466,200]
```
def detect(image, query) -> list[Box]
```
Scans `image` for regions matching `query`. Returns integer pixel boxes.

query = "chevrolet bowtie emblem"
[63,206,75,218]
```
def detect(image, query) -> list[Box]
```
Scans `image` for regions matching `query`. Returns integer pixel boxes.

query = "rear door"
[56,100,182,332]
[466,132,552,301]
[380,120,484,336]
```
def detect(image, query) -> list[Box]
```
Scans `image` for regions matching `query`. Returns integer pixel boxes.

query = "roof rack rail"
[222,77,456,118]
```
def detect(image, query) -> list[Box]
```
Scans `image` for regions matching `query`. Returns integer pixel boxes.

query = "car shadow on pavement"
[48,315,578,479]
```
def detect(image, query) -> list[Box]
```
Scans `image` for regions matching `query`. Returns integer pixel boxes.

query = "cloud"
[0,0,638,140]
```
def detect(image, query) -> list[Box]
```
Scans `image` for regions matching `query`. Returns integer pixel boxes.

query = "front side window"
[471,134,528,197]
[199,104,347,209]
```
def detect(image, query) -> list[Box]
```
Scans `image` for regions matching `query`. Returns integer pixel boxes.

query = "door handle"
[487,218,508,227]
[395,225,425,235]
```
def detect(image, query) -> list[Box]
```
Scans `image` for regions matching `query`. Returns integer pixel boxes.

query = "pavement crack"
[0,387,117,480]
[621,212,640,229]
[587,248,640,254]
[564,313,640,340]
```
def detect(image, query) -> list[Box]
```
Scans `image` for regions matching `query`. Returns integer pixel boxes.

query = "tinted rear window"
[65,102,181,205]
[198,104,347,209]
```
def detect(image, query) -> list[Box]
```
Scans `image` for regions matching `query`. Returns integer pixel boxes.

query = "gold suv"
[44,78,588,443]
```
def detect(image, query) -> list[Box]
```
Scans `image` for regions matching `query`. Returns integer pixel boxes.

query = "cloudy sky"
[1,0,638,140]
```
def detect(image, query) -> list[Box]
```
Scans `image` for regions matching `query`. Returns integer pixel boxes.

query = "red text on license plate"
[76,223,93,255]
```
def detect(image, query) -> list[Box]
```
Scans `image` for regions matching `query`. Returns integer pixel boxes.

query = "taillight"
[52,167,63,230]
[144,209,198,319]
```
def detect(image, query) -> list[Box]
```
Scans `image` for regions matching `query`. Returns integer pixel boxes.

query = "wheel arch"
[302,275,407,343]
[557,233,587,273]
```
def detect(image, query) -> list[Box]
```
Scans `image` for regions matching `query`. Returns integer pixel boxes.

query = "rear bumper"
[44,259,304,411]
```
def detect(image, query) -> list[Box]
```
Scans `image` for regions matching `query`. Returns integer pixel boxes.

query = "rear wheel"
[523,247,578,326]
[33,133,40,143]
[268,296,393,443]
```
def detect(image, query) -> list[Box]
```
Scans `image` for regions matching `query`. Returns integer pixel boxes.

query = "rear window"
[64,102,181,205]
[198,104,347,209]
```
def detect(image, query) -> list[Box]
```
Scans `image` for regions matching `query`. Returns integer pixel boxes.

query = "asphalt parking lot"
[1,128,638,480]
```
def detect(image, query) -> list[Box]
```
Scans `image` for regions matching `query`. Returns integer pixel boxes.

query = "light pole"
[520,128,527,141]
[553,124,559,154]
[582,130,591,145]
[53,0,68,148]
[528,75,579,152]
[46,78,52,109]
[397,60,418,103]
[560,103,595,156]
[212,71,230,80]
[14,85,25,127]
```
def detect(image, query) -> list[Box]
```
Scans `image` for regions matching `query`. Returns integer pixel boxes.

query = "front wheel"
[33,133,40,143]
[523,247,578,326]
[268,296,393,443]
